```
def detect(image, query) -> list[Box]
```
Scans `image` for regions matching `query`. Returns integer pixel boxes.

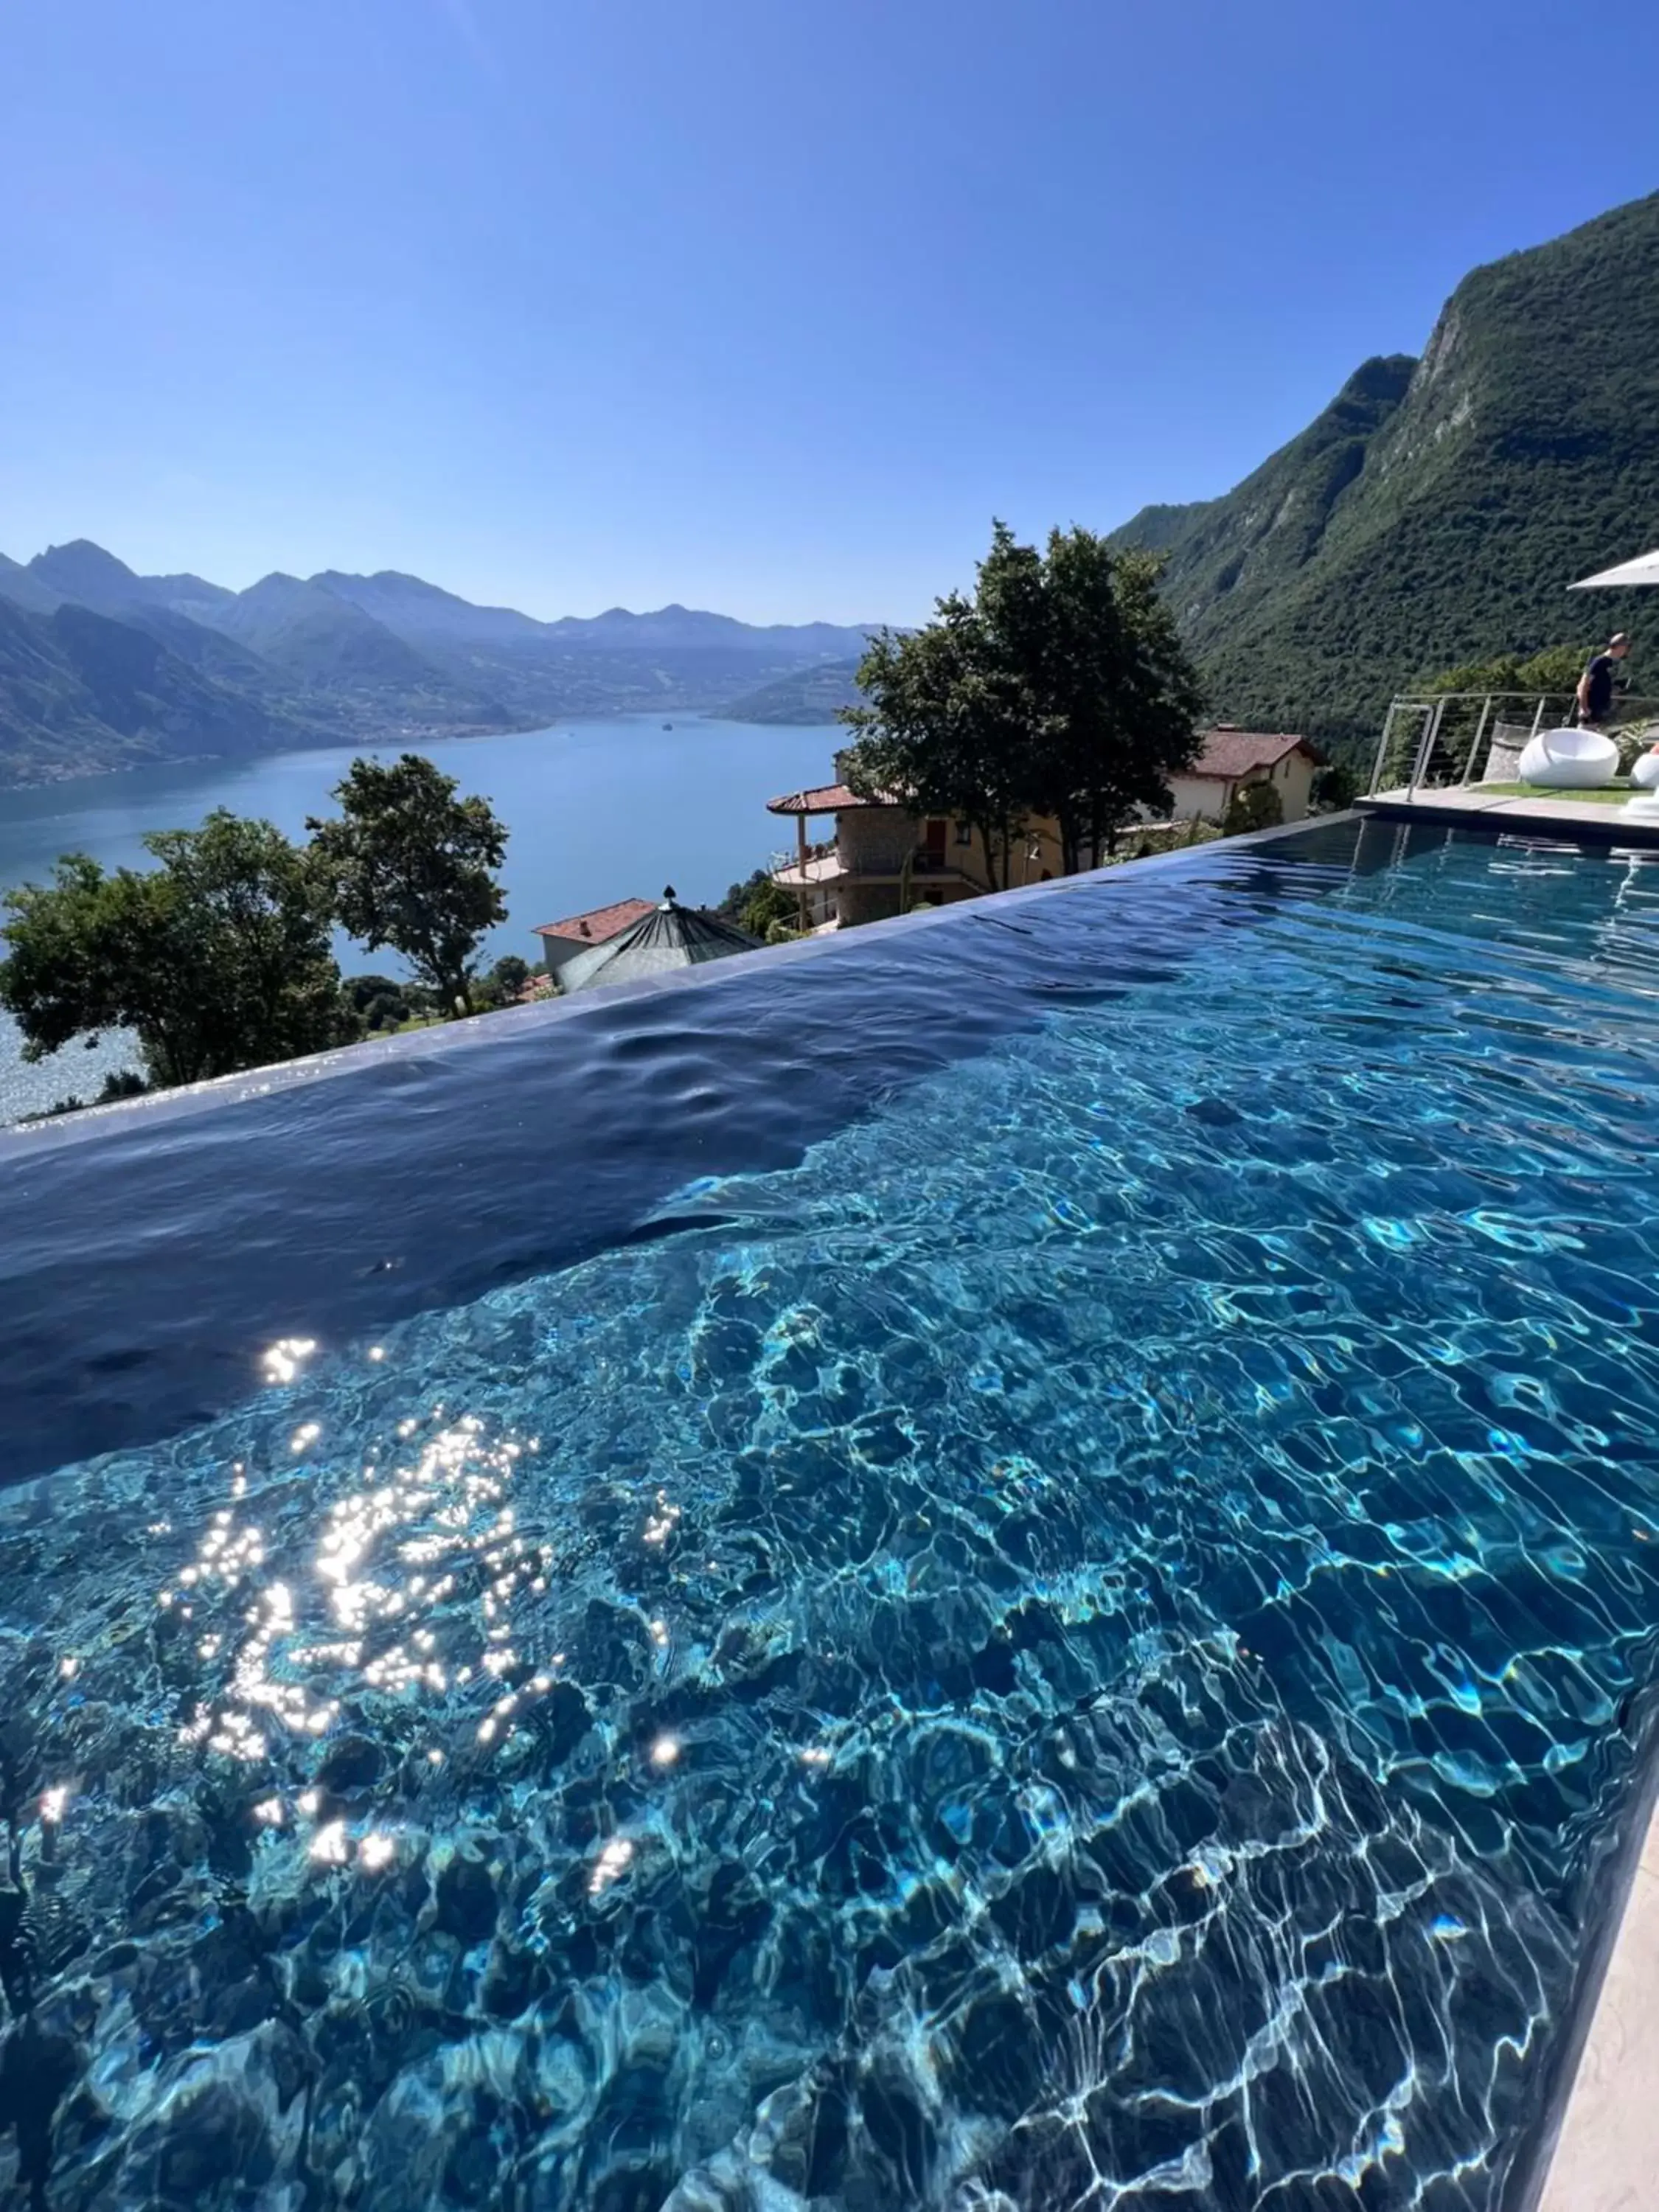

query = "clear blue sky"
[4,0,1655,625]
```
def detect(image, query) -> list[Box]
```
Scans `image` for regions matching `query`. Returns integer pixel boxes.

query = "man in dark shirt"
[1576,633,1632,727]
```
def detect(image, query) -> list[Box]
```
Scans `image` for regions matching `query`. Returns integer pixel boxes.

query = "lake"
[0,714,841,1122]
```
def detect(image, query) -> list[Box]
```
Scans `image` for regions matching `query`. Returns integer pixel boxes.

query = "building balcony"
[772,849,982,894]
[772,853,847,891]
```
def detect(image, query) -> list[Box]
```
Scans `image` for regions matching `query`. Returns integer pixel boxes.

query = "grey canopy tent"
[558,887,763,993]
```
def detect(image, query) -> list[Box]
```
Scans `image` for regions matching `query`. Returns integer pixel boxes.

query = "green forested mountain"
[722,658,864,723]
[1110,192,1659,755]
[0,597,335,786]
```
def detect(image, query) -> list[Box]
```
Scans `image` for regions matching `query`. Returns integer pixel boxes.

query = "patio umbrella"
[559,887,763,993]
[1569,548,1659,589]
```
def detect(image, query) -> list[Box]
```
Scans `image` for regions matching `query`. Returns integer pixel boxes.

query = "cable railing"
[1367,692,1659,797]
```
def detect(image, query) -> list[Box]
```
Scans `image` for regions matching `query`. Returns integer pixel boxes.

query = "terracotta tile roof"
[766,781,898,815]
[533,896,655,945]
[1187,728,1318,781]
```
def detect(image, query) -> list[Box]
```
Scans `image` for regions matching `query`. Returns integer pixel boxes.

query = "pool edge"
[1517,1754,1659,2212]
[0,810,1354,1152]
[1360,791,1659,846]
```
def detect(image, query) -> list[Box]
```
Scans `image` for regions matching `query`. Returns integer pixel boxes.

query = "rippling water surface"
[1,823,1658,2211]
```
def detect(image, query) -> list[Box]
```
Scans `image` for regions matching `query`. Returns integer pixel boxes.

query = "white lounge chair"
[1515,728,1620,789]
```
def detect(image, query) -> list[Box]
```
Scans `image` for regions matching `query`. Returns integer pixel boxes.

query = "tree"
[740,877,797,938]
[0,812,344,1091]
[1223,781,1284,836]
[840,522,1206,884]
[1013,530,1206,867]
[1313,760,1360,810]
[717,868,772,923]
[717,867,801,940]
[1422,641,1587,698]
[307,754,508,1014]
[22,1070,149,1124]
[341,972,419,1032]
[841,589,1032,893]
[485,953,531,1001]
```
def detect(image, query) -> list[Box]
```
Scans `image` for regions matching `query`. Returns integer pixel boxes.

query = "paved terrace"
[1535,1798,1659,2212]
[1361,786,1659,845]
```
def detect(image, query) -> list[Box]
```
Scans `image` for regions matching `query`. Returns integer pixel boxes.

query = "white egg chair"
[1515,727,1620,789]
[1629,749,1659,791]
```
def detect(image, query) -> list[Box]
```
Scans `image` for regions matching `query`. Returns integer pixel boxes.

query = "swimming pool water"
[1,823,1658,2210]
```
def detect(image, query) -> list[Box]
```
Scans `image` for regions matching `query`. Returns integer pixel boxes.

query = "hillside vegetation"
[1110,192,1659,756]
[0,597,334,786]
[722,658,864,723]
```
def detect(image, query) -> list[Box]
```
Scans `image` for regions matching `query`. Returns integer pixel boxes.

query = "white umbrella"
[1569,548,1659,589]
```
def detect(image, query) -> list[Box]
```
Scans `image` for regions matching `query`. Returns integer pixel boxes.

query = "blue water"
[1,821,1657,2209]
[0,714,838,1123]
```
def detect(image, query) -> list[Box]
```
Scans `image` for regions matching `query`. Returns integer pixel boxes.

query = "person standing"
[1576,633,1632,728]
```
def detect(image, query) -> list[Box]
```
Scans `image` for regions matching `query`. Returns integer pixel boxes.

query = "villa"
[765,770,1069,931]
[768,727,1318,930]
[1168,725,1321,823]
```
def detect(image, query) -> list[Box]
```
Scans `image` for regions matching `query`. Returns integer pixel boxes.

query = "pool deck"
[1534,1799,1659,2212]
[1361,787,1659,844]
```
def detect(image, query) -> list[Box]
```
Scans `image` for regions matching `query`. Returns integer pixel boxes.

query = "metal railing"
[1367,692,1659,797]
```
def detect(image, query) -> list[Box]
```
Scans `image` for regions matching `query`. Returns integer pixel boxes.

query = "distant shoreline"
[0,706,841,798]
[0,717,551,797]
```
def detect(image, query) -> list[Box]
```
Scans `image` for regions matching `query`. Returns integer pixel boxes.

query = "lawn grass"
[1475,782,1635,805]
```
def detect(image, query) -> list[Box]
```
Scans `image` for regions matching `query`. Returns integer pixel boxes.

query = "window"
[956,821,973,846]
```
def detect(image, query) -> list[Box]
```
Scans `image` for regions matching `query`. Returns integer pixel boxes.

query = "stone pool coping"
[1530,1791,1659,2212]
[1363,787,1659,844]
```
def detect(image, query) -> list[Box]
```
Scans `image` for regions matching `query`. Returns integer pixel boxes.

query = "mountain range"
[1110,190,1659,756]
[0,545,880,787]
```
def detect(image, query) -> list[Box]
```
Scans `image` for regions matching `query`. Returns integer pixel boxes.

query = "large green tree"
[0,811,344,1091]
[307,754,508,1013]
[841,588,1034,893]
[1003,526,1206,869]
[841,523,1205,884]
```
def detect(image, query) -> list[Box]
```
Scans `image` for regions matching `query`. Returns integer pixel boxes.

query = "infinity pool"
[0,819,1656,2211]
